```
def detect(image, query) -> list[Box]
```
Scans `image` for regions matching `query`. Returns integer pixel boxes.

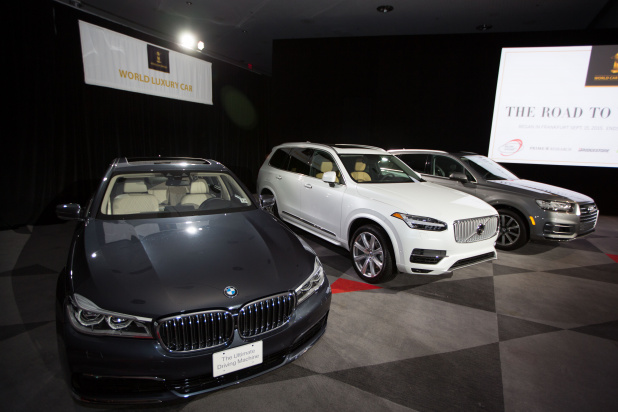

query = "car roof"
[388,149,481,157]
[109,157,227,172]
[275,142,388,155]
[388,149,447,154]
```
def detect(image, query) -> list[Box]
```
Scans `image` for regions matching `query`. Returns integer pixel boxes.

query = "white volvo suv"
[257,143,500,283]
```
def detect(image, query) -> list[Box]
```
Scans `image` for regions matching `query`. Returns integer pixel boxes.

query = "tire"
[496,209,528,251]
[350,224,396,283]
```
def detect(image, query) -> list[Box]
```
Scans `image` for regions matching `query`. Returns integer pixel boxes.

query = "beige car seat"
[351,161,371,182]
[112,179,160,215]
[180,180,213,207]
[316,161,339,182]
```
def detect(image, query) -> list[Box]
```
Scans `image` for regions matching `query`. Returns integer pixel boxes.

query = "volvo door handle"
[304,184,312,189]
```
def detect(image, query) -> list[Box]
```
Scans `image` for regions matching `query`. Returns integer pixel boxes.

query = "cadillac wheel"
[351,225,395,284]
[497,209,527,251]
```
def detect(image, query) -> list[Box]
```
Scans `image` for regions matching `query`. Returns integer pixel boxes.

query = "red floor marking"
[608,254,618,264]
[331,278,382,294]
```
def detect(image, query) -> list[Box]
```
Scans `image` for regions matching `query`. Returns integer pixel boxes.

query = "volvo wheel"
[350,225,396,283]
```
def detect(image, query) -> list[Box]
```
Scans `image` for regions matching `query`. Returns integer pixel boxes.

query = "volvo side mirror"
[322,171,337,187]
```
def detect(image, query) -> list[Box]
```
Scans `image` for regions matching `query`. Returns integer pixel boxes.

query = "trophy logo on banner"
[147,44,170,73]
[585,45,618,86]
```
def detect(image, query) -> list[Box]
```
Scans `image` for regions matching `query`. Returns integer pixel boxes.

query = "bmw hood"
[355,182,497,222]
[71,210,316,318]
[487,179,594,203]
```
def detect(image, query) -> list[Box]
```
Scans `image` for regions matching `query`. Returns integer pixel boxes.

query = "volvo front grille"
[453,215,499,243]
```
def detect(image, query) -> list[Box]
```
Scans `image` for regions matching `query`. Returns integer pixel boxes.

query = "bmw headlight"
[295,258,325,305]
[391,213,447,231]
[67,294,152,338]
[535,199,574,213]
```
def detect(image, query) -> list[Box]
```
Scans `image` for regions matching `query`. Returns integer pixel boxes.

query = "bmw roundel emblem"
[224,286,238,298]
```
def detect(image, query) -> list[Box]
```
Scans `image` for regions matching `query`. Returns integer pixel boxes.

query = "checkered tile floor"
[1,216,617,411]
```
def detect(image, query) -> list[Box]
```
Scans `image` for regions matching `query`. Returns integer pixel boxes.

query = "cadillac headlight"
[295,258,325,305]
[535,199,574,213]
[392,213,447,231]
[67,294,152,338]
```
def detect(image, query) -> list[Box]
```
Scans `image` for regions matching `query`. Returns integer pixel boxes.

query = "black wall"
[271,30,618,215]
[4,1,271,228]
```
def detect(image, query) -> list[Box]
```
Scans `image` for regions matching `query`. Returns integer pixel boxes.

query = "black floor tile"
[326,343,504,412]
[492,263,534,276]
[546,263,618,284]
[498,314,562,342]
[406,276,496,313]
[571,320,618,342]
[0,321,53,342]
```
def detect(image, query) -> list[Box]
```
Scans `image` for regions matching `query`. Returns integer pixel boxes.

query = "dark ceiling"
[54,0,618,74]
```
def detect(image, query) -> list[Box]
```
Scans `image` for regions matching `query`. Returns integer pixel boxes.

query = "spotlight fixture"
[376,5,394,13]
[476,24,493,31]
[180,33,196,49]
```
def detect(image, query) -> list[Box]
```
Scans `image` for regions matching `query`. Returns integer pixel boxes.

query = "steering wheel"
[198,197,228,210]
[378,173,395,181]
[435,165,445,177]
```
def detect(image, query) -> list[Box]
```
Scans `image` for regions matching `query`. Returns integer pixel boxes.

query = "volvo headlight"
[67,294,152,338]
[535,199,574,213]
[391,213,447,231]
[295,258,325,305]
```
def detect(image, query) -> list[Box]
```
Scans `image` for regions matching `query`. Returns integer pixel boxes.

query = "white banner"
[79,21,212,105]
[488,45,618,168]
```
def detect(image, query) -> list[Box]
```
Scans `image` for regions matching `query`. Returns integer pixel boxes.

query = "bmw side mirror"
[449,172,468,183]
[322,171,337,187]
[259,194,275,211]
[56,203,84,221]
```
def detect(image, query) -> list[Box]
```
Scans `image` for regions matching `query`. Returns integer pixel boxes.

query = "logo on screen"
[147,44,170,73]
[585,45,618,87]
[499,139,523,156]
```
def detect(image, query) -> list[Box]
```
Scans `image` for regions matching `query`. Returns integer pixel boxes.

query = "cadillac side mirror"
[449,172,468,183]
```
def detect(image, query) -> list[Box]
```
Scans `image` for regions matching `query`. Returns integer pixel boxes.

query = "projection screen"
[488,45,618,168]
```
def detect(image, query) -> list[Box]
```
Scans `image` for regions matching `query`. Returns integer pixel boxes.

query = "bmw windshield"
[98,171,255,218]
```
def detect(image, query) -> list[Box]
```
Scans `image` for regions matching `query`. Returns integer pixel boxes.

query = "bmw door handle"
[304,183,312,189]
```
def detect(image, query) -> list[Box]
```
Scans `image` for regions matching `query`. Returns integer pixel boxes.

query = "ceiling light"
[476,24,493,31]
[180,33,196,49]
[197,41,205,51]
[376,5,394,13]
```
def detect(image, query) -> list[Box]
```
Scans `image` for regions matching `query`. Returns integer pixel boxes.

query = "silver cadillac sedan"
[390,149,599,250]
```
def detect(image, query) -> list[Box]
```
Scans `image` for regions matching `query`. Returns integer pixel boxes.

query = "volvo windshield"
[339,154,424,183]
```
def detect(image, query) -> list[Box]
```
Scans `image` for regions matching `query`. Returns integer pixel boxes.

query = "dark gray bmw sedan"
[55,157,331,404]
